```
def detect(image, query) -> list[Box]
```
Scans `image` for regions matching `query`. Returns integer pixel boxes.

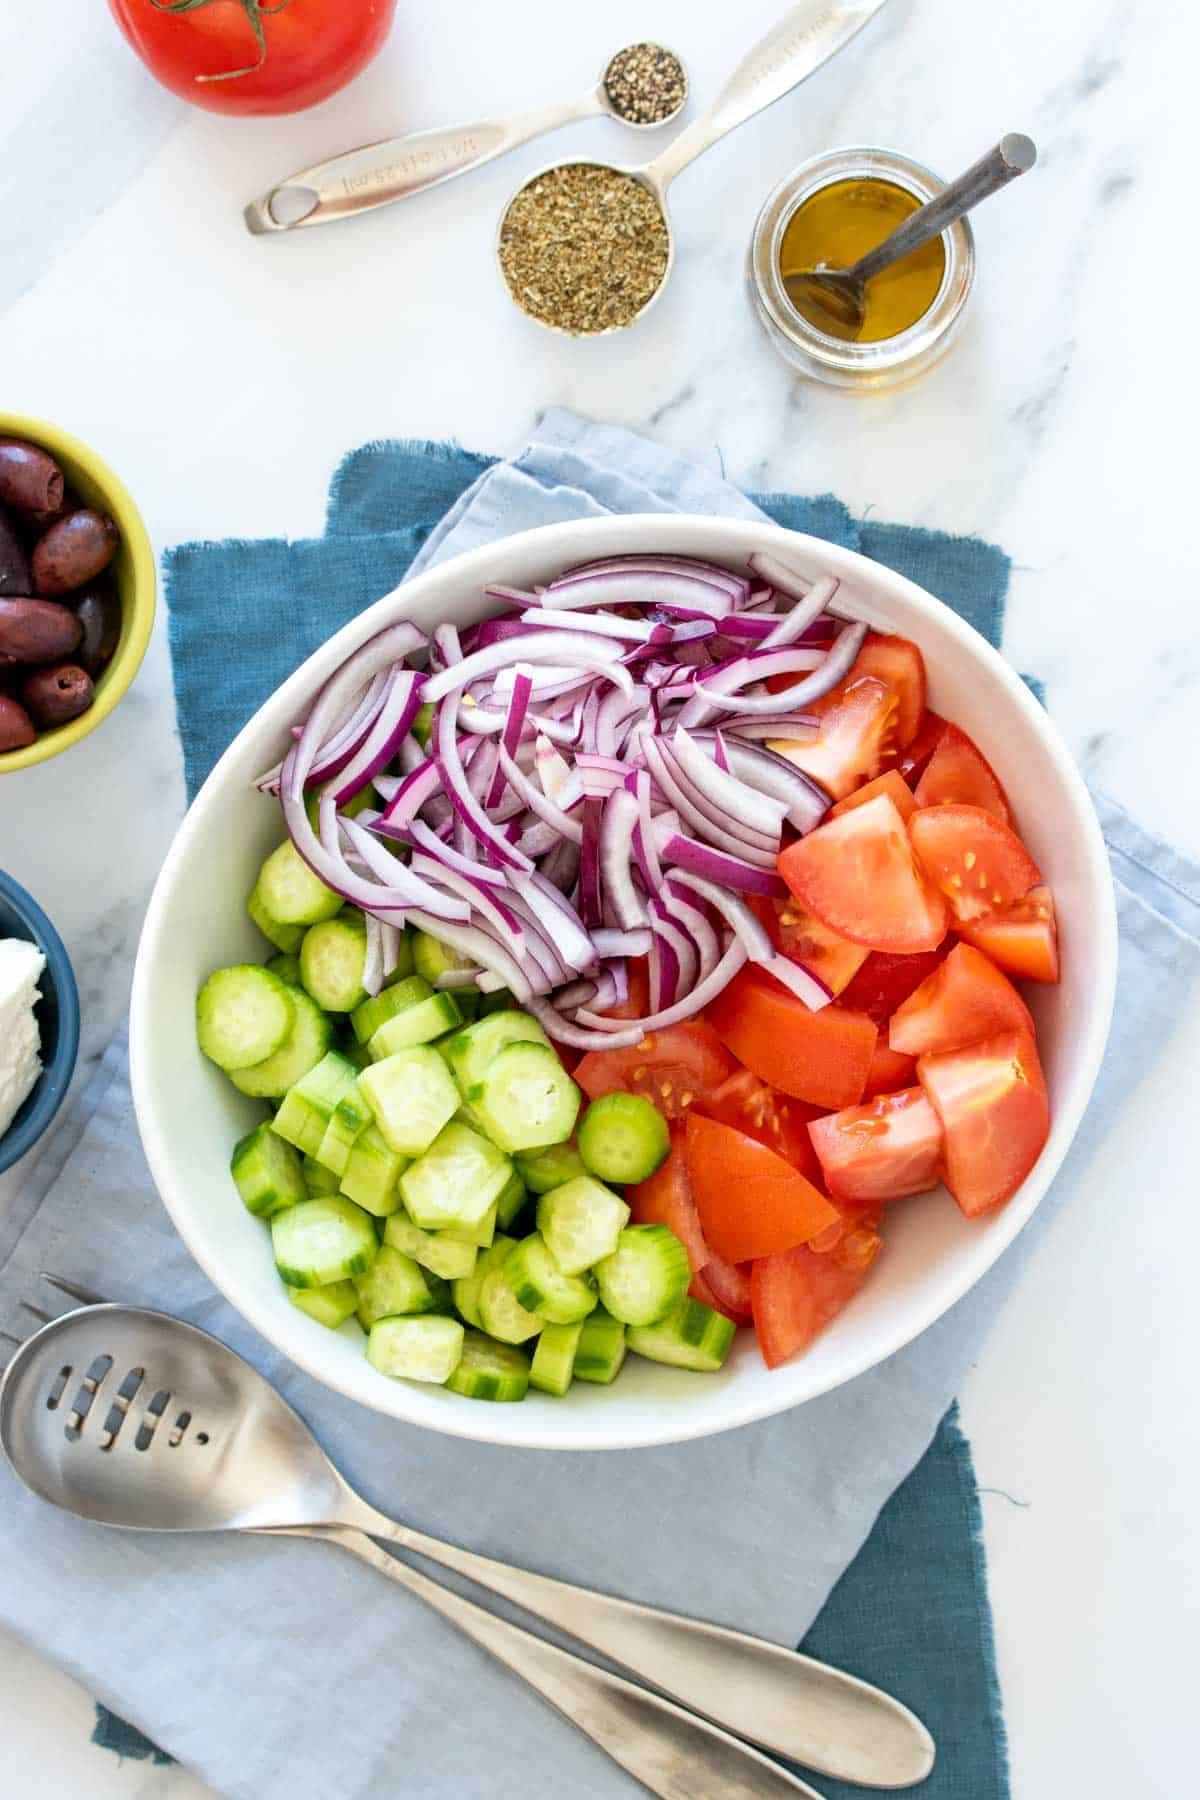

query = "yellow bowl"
[0,413,155,773]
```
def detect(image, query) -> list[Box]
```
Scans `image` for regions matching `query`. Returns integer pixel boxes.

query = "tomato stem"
[149,0,291,83]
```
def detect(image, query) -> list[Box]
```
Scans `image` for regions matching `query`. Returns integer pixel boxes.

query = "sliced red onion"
[410,852,526,949]
[529,1000,645,1052]
[362,914,385,998]
[759,952,833,1011]
[693,622,868,717]
[380,922,404,983]
[435,699,532,872]
[381,757,442,830]
[661,880,721,983]
[544,565,735,620]
[666,872,774,962]
[598,788,648,931]
[513,872,596,975]
[662,833,788,897]
[422,631,630,706]
[539,836,580,893]
[721,715,818,740]
[576,753,631,800]
[496,744,583,843]
[575,942,747,1035]
[405,909,533,1003]
[534,733,581,809]
[759,574,839,648]
[671,726,788,838]
[485,669,532,809]
[592,927,652,958]
[690,731,830,833]
[649,902,697,1004]
[640,736,779,868]
[562,554,749,601]
[435,967,484,989]
[515,820,560,859]
[676,645,827,728]
[329,667,425,805]
[483,583,541,606]
[577,800,603,928]
[388,820,503,885]
[339,815,473,919]
[431,622,463,670]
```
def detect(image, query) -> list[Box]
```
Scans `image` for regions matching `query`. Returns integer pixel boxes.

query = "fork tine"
[19,1302,52,1325]
[41,1272,110,1306]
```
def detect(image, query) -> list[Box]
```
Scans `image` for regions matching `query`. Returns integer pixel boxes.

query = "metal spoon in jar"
[244,42,689,235]
[784,133,1037,340]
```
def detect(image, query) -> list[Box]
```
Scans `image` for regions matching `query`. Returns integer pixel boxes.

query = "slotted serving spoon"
[0,1302,935,1793]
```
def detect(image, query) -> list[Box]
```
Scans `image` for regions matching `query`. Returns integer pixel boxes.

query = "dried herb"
[499,163,671,335]
[603,43,688,126]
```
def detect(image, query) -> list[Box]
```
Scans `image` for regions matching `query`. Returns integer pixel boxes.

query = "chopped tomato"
[773,633,926,749]
[917,1029,1049,1216]
[829,768,917,823]
[600,955,651,1021]
[575,1019,735,1120]
[913,724,1011,824]
[861,1039,918,1098]
[840,945,950,1025]
[889,943,1032,1057]
[896,710,947,786]
[627,1129,709,1272]
[808,1087,943,1203]
[685,1113,839,1263]
[706,966,878,1110]
[747,894,868,998]
[692,1254,754,1325]
[693,1067,825,1184]
[959,885,1060,983]
[751,1219,883,1368]
[779,793,949,953]
[768,677,899,800]
[909,805,1041,926]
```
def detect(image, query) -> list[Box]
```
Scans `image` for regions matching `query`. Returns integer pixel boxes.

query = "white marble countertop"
[2,1,1197,1794]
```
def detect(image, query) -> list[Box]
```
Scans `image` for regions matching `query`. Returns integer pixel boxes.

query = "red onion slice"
[422,631,631,706]
[575,942,747,1035]
[693,622,869,717]
[662,833,789,897]
[598,788,648,931]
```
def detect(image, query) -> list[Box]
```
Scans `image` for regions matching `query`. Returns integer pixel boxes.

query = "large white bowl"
[131,516,1116,1451]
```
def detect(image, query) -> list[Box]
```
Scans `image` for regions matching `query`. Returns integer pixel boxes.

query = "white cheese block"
[0,938,46,1140]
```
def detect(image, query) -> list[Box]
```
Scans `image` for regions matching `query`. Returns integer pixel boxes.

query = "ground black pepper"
[603,43,687,127]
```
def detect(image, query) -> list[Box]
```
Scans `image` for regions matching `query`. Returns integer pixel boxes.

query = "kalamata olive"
[32,508,119,596]
[0,505,32,597]
[0,596,83,662]
[0,693,37,751]
[22,662,95,728]
[0,438,65,516]
[72,584,123,677]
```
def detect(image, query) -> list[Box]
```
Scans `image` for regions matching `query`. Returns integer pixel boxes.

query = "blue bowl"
[0,871,80,1174]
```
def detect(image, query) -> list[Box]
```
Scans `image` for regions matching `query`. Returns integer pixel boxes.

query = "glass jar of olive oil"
[749,148,976,388]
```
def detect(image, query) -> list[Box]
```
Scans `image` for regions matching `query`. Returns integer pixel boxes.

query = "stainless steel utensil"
[244,41,689,236]
[0,1296,934,1790]
[496,0,892,334]
[783,133,1036,338]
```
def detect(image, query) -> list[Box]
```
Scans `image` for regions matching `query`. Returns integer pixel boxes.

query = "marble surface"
[0,1,1196,1794]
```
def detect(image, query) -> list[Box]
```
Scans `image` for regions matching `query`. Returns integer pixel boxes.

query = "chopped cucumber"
[272,1195,377,1288]
[530,1321,584,1397]
[197,965,294,1072]
[230,1122,306,1219]
[271,1050,359,1156]
[573,1307,627,1384]
[339,1124,407,1216]
[384,1211,478,1281]
[300,912,369,1012]
[369,992,463,1059]
[515,1142,588,1195]
[412,930,477,987]
[247,883,305,953]
[341,1037,373,1073]
[410,702,435,748]
[537,1175,630,1276]
[367,1315,464,1384]
[383,926,415,985]
[302,1153,342,1196]
[444,1010,550,1096]
[467,1041,582,1154]
[289,1280,358,1330]
[451,1235,516,1329]
[445,1331,529,1402]
[627,1299,736,1373]
[350,974,432,1045]
[578,1092,670,1185]
[266,952,302,987]
[230,990,333,1101]
[358,1046,460,1157]
[314,1085,371,1176]
[255,839,343,926]
[354,1243,442,1327]
[478,1264,543,1345]
[440,1201,498,1249]
[400,1121,514,1232]
[454,991,482,1023]
[593,1225,690,1328]
[506,1233,597,1325]
[495,1168,529,1232]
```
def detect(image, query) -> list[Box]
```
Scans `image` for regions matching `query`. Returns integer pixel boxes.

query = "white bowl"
[131,516,1116,1451]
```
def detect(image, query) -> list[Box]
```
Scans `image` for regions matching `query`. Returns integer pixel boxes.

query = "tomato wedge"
[959,884,1060,983]
[693,1067,825,1184]
[706,966,878,1110]
[897,710,947,785]
[775,633,926,749]
[861,1039,918,1098]
[769,677,899,800]
[685,1113,838,1263]
[839,945,950,1025]
[829,768,917,823]
[747,894,868,998]
[626,1129,709,1272]
[909,805,1041,926]
[888,943,1032,1057]
[750,1214,883,1368]
[917,1029,1049,1216]
[808,1087,943,1203]
[692,1254,754,1325]
[913,724,1011,824]
[779,793,949,953]
[575,1019,735,1119]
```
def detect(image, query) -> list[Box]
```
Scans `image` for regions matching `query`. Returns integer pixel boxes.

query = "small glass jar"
[749,147,976,389]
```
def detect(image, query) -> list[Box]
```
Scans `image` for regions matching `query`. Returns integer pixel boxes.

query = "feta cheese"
[0,938,46,1141]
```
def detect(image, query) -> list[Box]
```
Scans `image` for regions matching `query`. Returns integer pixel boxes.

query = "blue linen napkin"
[1,411,1196,1800]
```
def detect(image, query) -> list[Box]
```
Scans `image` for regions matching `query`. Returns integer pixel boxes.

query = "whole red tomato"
[108,0,397,116]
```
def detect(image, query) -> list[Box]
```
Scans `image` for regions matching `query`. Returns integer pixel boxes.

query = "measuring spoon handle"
[849,133,1037,282]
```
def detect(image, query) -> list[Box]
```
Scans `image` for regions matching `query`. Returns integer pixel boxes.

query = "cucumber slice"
[478,1265,543,1345]
[593,1225,690,1327]
[368,992,463,1059]
[515,1142,588,1195]
[400,1122,514,1232]
[367,1315,464,1384]
[339,1123,407,1216]
[350,973,432,1045]
[445,1330,529,1402]
[289,1280,358,1330]
[384,1211,478,1281]
[197,965,294,1072]
[271,1195,377,1288]
[271,1050,359,1156]
[627,1298,736,1372]
[300,912,368,1012]
[468,1041,581,1154]
[536,1175,631,1277]
[573,1307,627,1384]
[506,1233,597,1325]
[256,839,343,926]
[440,1201,498,1249]
[529,1320,584,1397]
[302,1153,342,1196]
[230,990,333,1101]
[247,883,306,953]
[358,1046,460,1157]
[412,930,477,987]
[578,1092,670,1185]
[230,1122,307,1219]
[444,1010,550,1095]
[451,1235,516,1329]
[453,991,482,1023]
[478,988,516,1016]
[354,1243,441,1326]
[341,1037,373,1073]
[266,952,302,987]
[495,1169,529,1232]
[314,1084,372,1176]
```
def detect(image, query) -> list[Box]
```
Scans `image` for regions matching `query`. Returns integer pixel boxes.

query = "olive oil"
[778,178,946,343]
